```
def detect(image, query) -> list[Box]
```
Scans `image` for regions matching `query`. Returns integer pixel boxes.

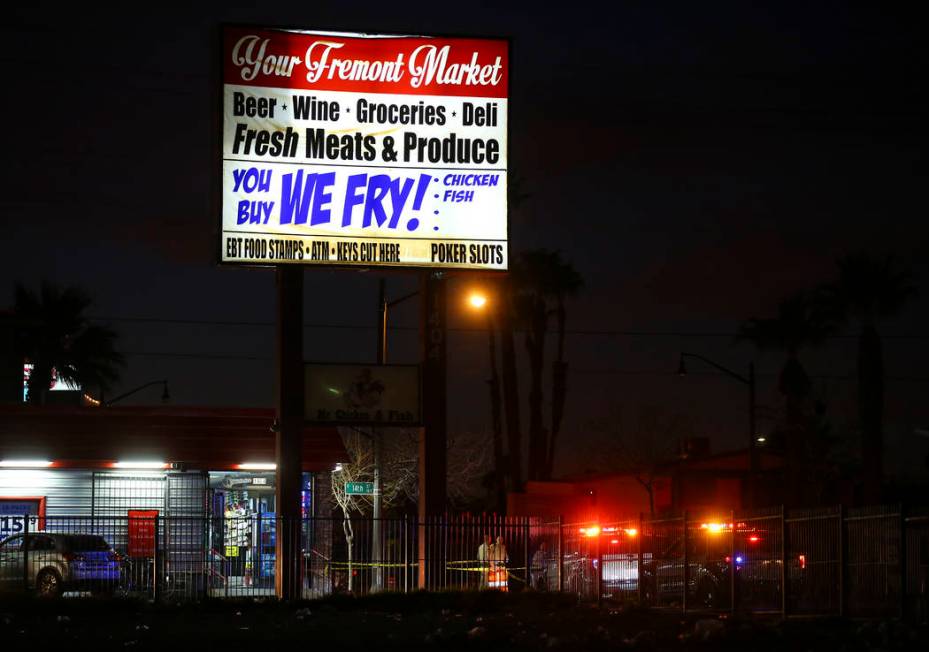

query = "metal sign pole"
[275,267,304,600]
[418,271,447,588]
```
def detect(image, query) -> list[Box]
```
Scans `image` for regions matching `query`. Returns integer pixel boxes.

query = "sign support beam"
[275,266,304,600]
[418,271,447,588]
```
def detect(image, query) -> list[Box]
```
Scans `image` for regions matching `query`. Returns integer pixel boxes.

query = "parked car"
[0,533,123,598]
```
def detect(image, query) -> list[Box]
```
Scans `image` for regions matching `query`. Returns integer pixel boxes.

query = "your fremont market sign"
[219,26,509,270]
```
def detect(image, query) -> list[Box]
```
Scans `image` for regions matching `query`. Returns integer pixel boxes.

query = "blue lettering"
[280,170,315,225]
[232,167,272,193]
[362,175,391,228]
[311,172,335,226]
[342,173,367,226]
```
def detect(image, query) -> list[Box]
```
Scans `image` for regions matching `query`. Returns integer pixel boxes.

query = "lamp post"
[104,380,170,406]
[371,279,488,590]
[371,279,419,592]
[678,352,757,507]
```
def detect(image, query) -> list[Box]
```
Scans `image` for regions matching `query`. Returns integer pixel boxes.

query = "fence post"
[899,503,907,621]
[780,505,787,618]
[637,512,644,606]
[22,512,29,592]
[730,509,736,616]
[524,517,531,589]
[403,514,409,594]
[635,512,645,607]
[682,511,689,614]
[557,515,564,594]
[838,504,846,618]
[596,523,603,606]
[153,514,161,603]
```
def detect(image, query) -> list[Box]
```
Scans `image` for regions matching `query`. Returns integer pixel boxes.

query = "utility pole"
[371,278,386,592]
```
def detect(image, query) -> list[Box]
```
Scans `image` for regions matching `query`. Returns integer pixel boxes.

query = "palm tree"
[739,292,834,504]
[821,253,916,502]
[14,281,124,404]
[510,250,583,482]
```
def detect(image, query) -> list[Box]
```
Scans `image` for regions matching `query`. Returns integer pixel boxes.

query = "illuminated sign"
[0,499,42,535]
[219,26,508,270]
[22,364,81,402]
[305,363,420,425]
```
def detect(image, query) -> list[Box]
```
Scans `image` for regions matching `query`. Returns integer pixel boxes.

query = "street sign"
[345,481,375,495]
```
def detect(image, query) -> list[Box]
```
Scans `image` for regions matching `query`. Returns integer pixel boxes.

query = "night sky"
[3,3,927,481]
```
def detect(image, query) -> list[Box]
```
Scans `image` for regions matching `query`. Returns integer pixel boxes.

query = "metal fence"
[0,513,557,602]
[0,505,926,622]
[561,504,929,621]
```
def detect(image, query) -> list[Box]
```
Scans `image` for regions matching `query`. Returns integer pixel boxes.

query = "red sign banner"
[223,27,508,98]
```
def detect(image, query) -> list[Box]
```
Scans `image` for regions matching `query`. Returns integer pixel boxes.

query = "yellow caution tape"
[324,560,527,573]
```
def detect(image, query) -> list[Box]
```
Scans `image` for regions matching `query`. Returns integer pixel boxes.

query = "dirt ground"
[1,591,927,651]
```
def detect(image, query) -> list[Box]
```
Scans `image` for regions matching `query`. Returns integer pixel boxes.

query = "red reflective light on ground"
[799,554,806,569]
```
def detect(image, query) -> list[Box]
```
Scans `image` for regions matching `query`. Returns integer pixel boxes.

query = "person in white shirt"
[477,534,493,588]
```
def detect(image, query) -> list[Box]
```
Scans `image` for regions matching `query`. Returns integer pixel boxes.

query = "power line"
[91,315,929,340]
[119,350,929,382]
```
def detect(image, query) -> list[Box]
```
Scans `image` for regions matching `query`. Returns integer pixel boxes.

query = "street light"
[369,280,489,590]
[104,380,170,407]
[678,352,757,506]
[468,291,488,310]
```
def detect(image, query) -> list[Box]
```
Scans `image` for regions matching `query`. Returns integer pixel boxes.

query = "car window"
[0,536,23,552]
[29,536,56,551]
[63,536,110,552]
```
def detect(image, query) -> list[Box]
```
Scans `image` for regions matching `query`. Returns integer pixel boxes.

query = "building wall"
[0,469,93,516]
[0,469,211,518]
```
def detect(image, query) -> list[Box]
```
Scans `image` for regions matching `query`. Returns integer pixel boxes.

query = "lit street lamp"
[468,291,488,310]
[369,280,489,591]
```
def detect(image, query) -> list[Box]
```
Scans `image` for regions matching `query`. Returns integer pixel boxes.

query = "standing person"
[530,540,549,590]
[489,535,509,591]
[477,534,493,588]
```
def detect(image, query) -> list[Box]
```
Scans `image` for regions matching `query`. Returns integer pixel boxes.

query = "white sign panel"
[220,26,508,270]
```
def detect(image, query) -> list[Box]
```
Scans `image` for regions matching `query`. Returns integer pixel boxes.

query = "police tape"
[326,561,415,569]
[324,560,527,573]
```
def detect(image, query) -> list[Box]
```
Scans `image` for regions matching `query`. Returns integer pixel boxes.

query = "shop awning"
[0,405,346,472]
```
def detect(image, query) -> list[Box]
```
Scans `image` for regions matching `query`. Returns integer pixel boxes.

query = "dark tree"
[510,249,583,482]
[821,253,916,502]
[739,292,834,504]
[14,281,124,404]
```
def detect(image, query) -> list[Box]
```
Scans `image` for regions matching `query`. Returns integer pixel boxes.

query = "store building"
[0,404,345,593]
